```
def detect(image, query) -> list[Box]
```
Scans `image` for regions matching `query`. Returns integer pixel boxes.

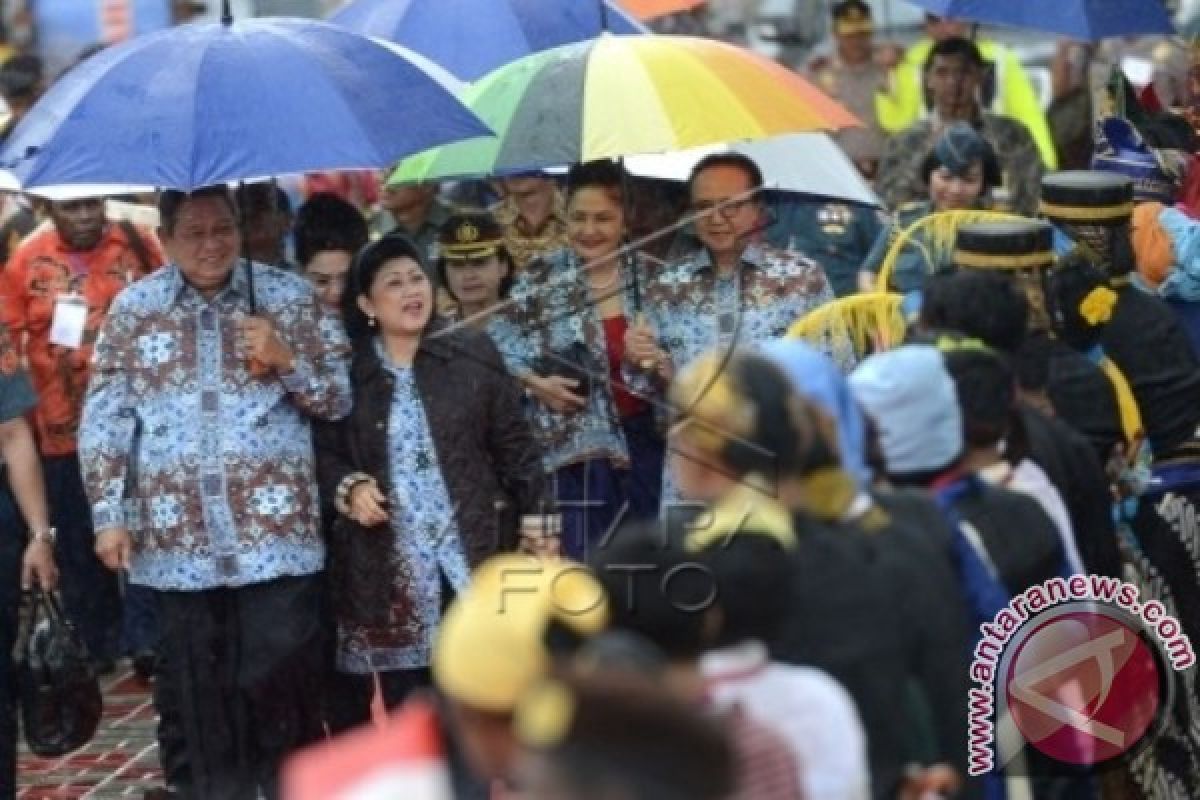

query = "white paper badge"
[49,296,87,349]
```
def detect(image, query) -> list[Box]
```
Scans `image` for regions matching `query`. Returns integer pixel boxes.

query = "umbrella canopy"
[390,33,858,185]
[907,0,1173,40]
[622,0,707,21]
[624,133,880,207]
[328,0,645,81]
[0,16,490,191]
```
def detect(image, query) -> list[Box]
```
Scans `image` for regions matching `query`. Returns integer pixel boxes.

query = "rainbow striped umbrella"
[389,33,858,185]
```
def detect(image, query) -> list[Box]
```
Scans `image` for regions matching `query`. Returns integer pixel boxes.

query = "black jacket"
[314,322,547,627]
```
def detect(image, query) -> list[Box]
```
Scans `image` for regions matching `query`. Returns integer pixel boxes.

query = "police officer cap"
[439,211,504,261]
[832,0,873,35]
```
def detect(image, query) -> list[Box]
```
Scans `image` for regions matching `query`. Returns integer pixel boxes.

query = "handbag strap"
[29,589,88,651]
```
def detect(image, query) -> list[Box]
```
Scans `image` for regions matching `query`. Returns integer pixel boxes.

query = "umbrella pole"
[618,156,640,313]
[617,156,657,372]
[238,181,256,314]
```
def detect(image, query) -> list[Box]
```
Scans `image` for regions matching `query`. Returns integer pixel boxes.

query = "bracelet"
[334,472,373,515]
[29,527,56,545]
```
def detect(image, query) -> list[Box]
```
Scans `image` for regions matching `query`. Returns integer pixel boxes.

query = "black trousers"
[157,573,325,800]
[0,481,22,800]
[324,668,432,735]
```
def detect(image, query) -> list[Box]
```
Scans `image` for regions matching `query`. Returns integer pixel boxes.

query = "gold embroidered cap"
[832,0,874,35]
[439,211,504,260]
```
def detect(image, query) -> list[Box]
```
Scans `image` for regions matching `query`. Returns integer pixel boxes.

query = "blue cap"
[848,345,963,475]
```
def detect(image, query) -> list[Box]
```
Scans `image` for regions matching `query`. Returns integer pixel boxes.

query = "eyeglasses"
[689,197,756,219]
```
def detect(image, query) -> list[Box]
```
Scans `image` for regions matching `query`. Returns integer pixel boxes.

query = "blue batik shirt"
[79,262,351,591]
[337,347,470,673]
[487,247,631,472]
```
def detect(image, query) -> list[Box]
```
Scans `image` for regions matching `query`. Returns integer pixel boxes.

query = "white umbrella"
[624,132,881,208]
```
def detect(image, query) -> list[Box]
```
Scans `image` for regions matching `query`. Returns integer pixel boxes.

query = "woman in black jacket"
[314,233,547,728]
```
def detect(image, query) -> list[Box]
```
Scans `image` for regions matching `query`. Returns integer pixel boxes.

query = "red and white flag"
[282,699,454,800]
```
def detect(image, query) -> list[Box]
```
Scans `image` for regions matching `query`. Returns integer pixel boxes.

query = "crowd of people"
[1,2,1200,800]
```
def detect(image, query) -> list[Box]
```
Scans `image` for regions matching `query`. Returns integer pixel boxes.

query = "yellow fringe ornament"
[874,209,1026,291]
[787,292,907,360]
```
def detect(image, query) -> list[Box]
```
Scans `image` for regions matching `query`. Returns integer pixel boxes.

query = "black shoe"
[90,657,117,677]
[132,649,158,682]
[142,788,181,800]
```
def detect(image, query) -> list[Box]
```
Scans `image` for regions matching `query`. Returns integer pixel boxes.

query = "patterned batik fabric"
[79,262,352,591]
[0,223,164,456]
[337,356,470,674]
[487,247,632,473]
[1117,489,1200,797]
[623,242,847,509]
[626,242,850,399]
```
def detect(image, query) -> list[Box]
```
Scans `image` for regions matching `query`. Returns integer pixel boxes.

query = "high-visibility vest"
[876,37,1059,170]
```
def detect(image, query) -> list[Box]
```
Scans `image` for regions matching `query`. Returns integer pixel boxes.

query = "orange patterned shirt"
[0,222,164,456]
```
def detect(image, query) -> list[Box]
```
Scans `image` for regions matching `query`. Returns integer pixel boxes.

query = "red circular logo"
[1004,609,1164,766]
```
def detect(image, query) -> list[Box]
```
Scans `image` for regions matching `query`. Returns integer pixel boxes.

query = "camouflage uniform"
[877,113,1044,216]
[491,190,569,271]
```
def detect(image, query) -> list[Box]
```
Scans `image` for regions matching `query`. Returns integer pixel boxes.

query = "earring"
[368,315,377,328]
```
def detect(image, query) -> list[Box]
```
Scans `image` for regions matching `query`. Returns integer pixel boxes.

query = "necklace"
[585,253,623,295]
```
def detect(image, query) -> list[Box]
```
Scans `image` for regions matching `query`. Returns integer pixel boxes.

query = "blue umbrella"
[908,0,1174,40]
[328,0,646,81]
[0,12,491,190]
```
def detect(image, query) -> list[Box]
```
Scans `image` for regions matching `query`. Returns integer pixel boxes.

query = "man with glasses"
[625,154,849,509]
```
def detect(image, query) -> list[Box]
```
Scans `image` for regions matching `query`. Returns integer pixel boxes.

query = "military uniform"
[809,57,889,174]
[770,197,883,297]
[371,198,454,271]
[860,201,936,294]
[808,1,889,176]
[491,190,569,271]
[877,113,1044,216]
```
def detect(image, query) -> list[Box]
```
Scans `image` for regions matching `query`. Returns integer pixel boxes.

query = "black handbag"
[17,589,103,757]
[532,341,602,400]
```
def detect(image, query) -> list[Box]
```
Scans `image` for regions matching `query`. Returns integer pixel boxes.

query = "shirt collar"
[690,241,767,275]
[699,640,770,685]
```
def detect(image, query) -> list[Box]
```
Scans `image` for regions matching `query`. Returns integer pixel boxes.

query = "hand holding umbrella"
[625,318,668,378]
[239,315,293,378]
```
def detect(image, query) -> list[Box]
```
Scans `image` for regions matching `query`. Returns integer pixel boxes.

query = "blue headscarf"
[1157,207,1200,302]
[761,338,872,487]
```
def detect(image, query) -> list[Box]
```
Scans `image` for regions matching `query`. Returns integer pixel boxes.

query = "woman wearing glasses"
[314,234,546,725]
[489,160,664,559]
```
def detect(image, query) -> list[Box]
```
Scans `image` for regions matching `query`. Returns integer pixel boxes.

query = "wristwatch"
[29,527,56,545]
